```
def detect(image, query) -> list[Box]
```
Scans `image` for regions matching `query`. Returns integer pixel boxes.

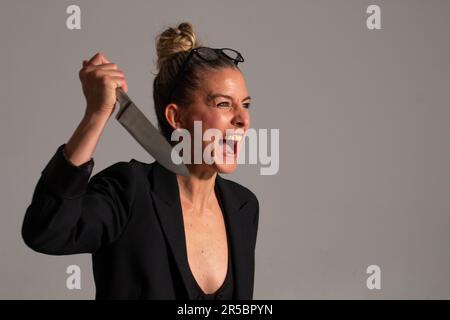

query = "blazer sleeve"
[21,144,136,255]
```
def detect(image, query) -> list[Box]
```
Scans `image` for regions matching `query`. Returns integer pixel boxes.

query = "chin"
[213,162,238,174]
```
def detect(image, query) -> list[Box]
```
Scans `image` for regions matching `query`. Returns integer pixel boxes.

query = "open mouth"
[215,133,243,160]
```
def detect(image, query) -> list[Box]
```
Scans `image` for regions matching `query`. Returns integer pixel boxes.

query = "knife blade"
[115,88,190,177]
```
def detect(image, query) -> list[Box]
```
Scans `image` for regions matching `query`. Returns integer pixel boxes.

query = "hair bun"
[155,22,200,70]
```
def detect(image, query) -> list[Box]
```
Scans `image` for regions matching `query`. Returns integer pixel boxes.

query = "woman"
[22,22,259,300]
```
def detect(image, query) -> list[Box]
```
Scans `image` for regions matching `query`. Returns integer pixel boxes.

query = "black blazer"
[22,144,259,300]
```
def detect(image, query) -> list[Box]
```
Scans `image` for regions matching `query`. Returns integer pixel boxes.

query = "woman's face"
[179,67,251,174]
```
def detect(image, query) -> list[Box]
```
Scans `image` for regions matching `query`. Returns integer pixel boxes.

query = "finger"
[122,80,128,93]
[108,76,127,90]
[92,63,119,71]
[116,77,128,92]
[88,52,111,66]
[92,69,125,78]
[83,63,119,73]
[99,54,111,64]
[88,53,102,65]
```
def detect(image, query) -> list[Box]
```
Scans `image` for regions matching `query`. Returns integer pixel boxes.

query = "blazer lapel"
[215,175,254,300]
[149,162,192,298]
[149,162,254,299]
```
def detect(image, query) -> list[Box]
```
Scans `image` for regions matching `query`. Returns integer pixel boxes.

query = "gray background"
[1,0,449,299]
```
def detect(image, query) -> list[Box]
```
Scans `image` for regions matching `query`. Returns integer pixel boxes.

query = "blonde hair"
[156,22,200,71]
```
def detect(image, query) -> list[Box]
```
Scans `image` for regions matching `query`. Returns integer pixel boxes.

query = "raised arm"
[21,52,134,254]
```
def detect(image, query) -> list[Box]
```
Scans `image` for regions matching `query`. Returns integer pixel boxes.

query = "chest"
[181,199,229,294]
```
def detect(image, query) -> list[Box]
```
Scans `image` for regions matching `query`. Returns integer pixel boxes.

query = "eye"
[243,103,251,109]
[217,101,231,108]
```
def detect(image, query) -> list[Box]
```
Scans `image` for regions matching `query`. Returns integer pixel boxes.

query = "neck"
[176,164,218,214]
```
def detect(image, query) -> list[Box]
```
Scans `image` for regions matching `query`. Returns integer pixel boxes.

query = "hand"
[79,52,128,118]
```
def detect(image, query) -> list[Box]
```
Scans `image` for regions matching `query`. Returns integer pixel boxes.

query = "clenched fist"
[79,52,128,118]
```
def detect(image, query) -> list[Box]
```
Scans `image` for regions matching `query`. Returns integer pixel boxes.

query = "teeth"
[224,134,243,142]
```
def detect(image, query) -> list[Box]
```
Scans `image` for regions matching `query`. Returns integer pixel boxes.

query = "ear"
[164,103,184,130]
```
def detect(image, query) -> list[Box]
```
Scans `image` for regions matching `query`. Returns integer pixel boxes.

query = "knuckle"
[101,76,110,85]
[92,70,102,78]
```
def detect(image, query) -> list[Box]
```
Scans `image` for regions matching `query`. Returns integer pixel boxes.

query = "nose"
[231,104,250,130]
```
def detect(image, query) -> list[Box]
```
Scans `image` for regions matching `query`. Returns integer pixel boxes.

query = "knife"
[115,88,190,177]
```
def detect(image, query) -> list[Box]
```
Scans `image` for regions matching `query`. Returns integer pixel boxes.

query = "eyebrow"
[206,93,252,103]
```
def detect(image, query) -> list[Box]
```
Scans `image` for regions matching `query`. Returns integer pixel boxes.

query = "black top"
[190,241,233,300]
[22,144,259,299]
